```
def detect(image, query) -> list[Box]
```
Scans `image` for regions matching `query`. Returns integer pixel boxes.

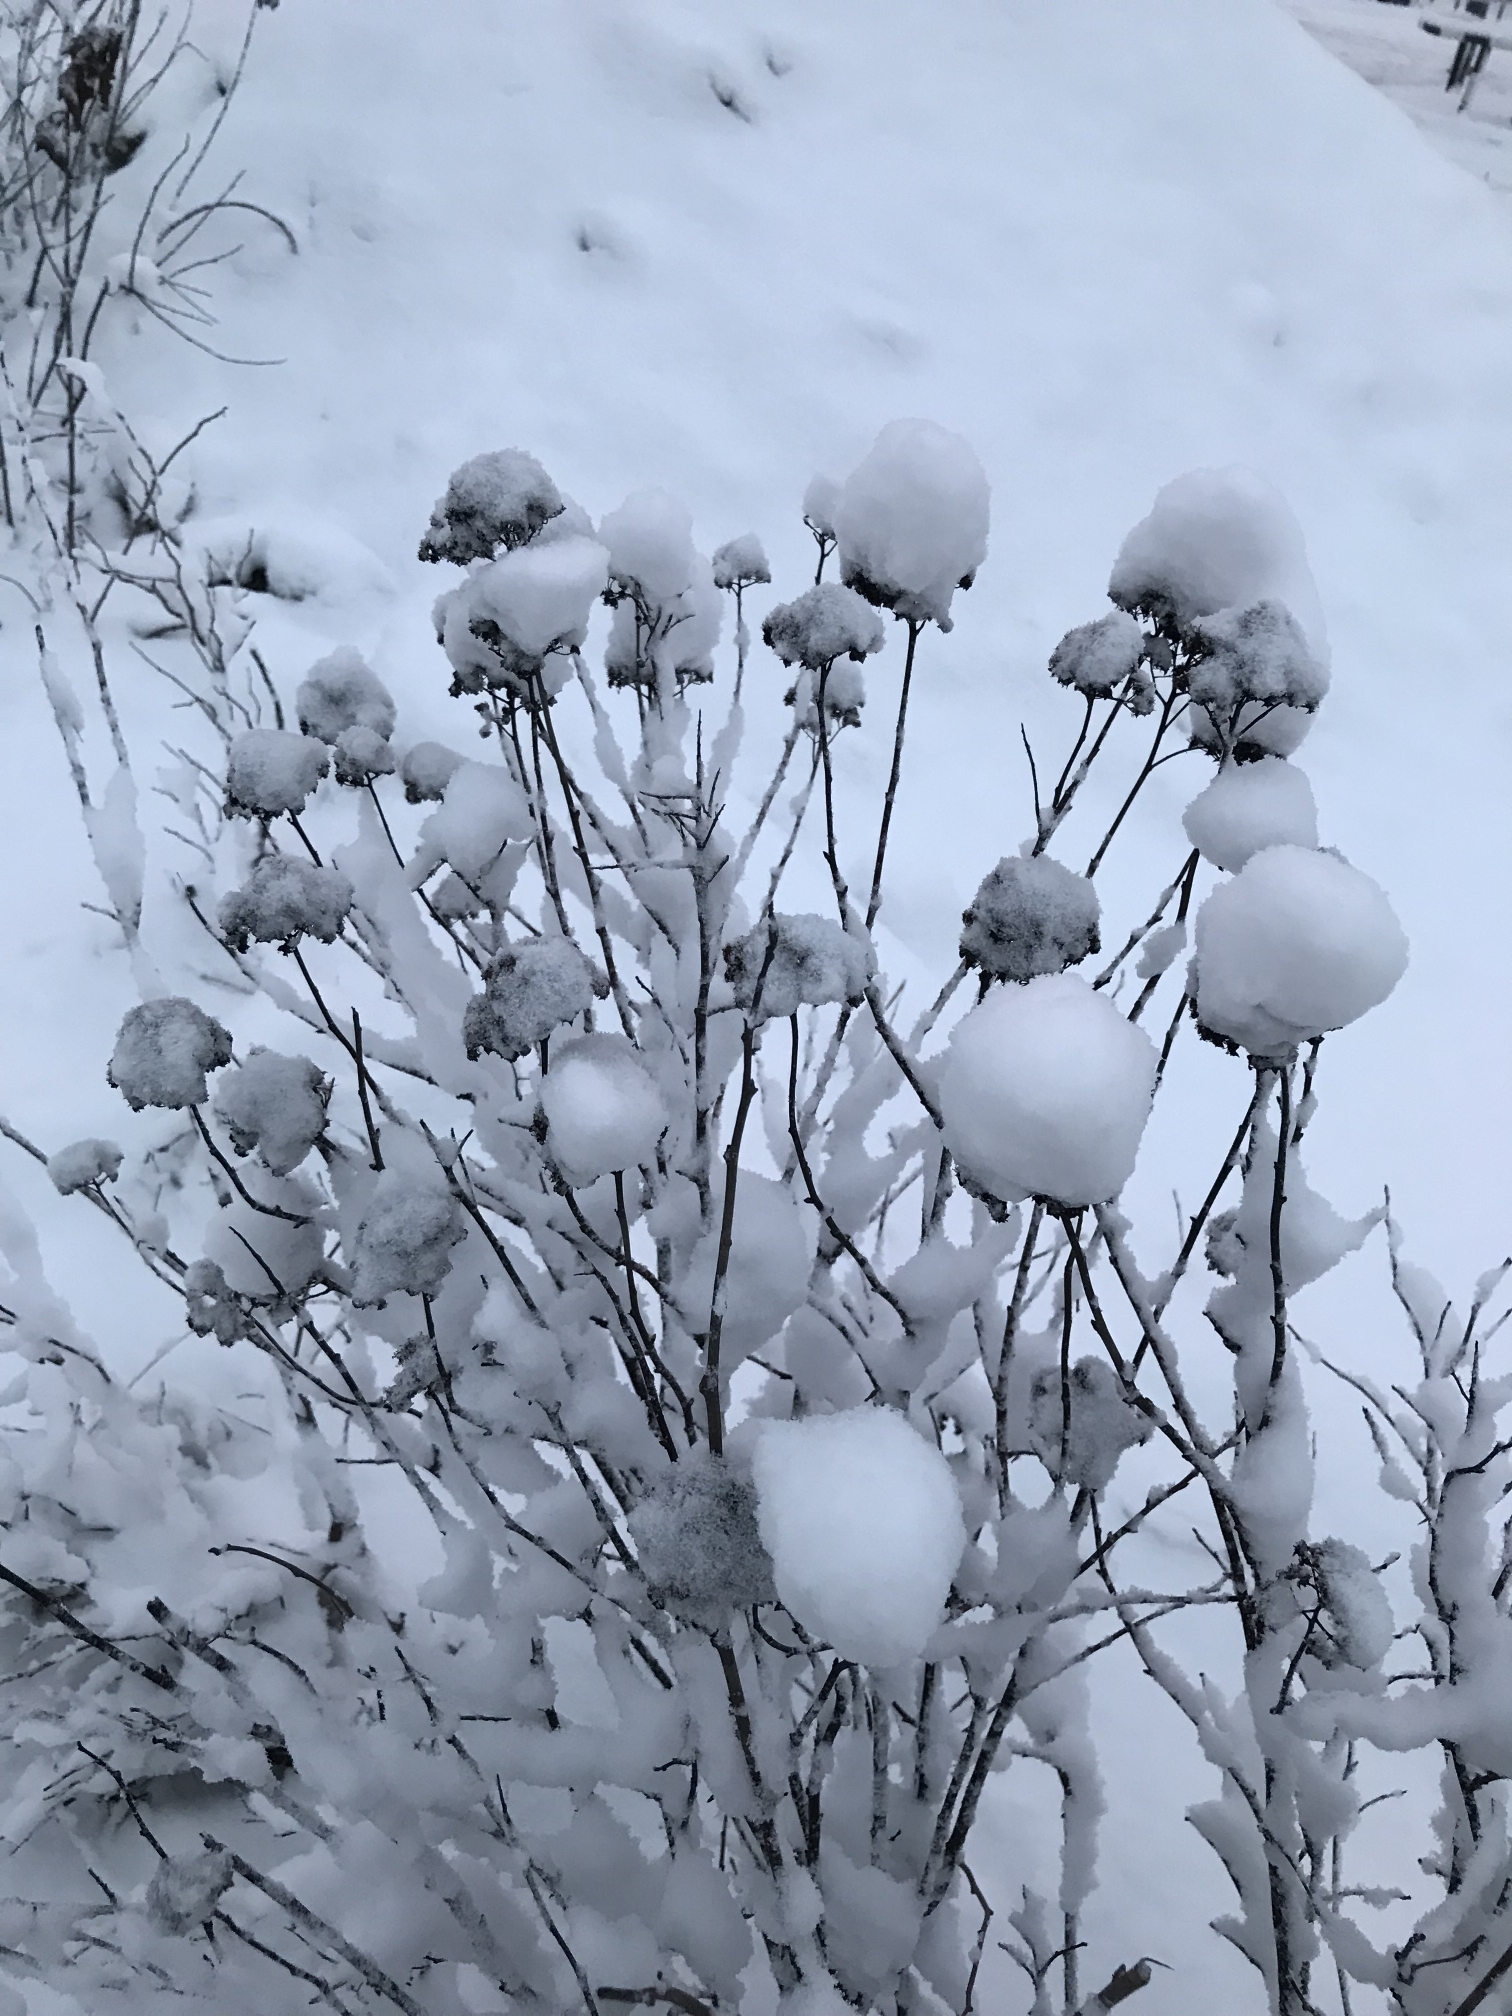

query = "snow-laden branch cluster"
[1,413,1509,2016]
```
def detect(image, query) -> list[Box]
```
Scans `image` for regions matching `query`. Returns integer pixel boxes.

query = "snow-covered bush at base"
[1193,843,1409,1056]
[7,425,1499,2016]
[751,1408,966,1667]
[939,975,1156,1208]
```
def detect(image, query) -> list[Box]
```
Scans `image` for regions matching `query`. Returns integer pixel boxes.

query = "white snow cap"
[681,1174,816,1364]
[409,760,532,886]
[599,489,697,606]
[751,1407,965,1667]
[835,419,990,628]
[1109,466,1328,660]
[472,534,609,657]
[939,973,1156,1207]
[1183,758,1319,872]
[539,1035,667,1184]
[1193,844,1408,1056]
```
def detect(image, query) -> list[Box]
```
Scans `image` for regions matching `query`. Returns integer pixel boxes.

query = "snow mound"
[723,913,872,1022]
[1109,466,1327,659]
[1183,758,1319,871]
[539,1035,667,1184]
[351,1163,465,1305]
[108,999,232,1111]
[834,419,990,630]
[409,760,532,886]
[599,488,697,604]
[418,448,564,565]
[711,534,771,589]
[1192,844,1409,1057]
[225,729,329,819]
[213,1048,331,1176]
[471,533,609,657]
[219,854,354,953]
[464,936,606,1062]
[752,1407,964,1667]
[295,645,396,744]
[939,973,1156,1207]
[47,1138,122,1194]
[628,1452,775,1624]
[1027,1356,1152,1493]
[1049,608,1147,700]
[959,854,1100,985]
[762,584,886,672]
[400,741,463,804]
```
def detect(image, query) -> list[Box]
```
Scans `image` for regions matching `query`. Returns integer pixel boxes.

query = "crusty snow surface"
[4,0,1512,2008]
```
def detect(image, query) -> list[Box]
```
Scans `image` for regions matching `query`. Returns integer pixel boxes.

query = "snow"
[1183,757,1320,871]
[45,1138,121,1195]
[1192,842,1410,1056]
[350,1161,466,1306]
[1026,1356,1153,1493]
[218,854,355,952]
[599,488,697,604]
[679,1172,816,1363]
[723,912,872,1022]
[627,1452,775,1624]
[761,583,886,671]
[295,645,397,744]
[1108,466,1328,659]
[938,973,1156,1208]
[417,447,564,565]
[711,533,771,589]
[1187,598,1330,756]
[144,1848,234,1935]
[463,936,605,1061]
[538,1035,667,1185]
[106,999,232,1112]
[409,759,533,887]
[400,740,463,804]
[750,1406,965,1667]
[224,728,330,820]
[1048,608,1147,700]
[471,533,610,657]
[331,722,397,785]
[958,853,1101,985]
[212,1048,331,1176]
[834,419,991,630]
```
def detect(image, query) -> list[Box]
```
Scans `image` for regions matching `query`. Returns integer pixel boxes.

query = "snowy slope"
[4,0,1512,2005]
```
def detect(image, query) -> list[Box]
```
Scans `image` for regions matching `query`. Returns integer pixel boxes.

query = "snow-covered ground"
[6,0,1512,2007]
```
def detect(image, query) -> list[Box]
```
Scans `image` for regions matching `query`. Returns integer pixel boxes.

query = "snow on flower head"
[145,1849,234,1935]
[802,473,841,540]
[418,448,564,565]
[400,740,462,804]
[463,936,607,1061]
[834,419,990,630]
[959,854,1100,986]
[1108,465,1328,661]
[219,855,354,953]
[939,973,1156,1208]
[712,533,771,590]
[295,646,396,746]
[1048,608,1147,701]
[724,912,873,1022]
[788,660,867,732]
[628,1452,775,1625]
[225,729,329,819]
[751,1407,965,1667]
[679,1173,816,1366]
[47,1138,122,1194]
[470,534,609,660]
[599,488,697,607]
[1028,1356,1152,1492]
[408,760,532,887]
[108,999,232,1111]
[762,583,886,672]
[351,1151,466,1306]
[331,724,396,786]
[1185,600,1330,757]
[1183,758,1318,872]
[1192,843,1408,1058]
[539,1035,666,1185]
[213,1049,331,1176]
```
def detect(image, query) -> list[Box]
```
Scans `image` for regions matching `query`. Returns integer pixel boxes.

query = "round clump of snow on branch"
[959,853,1100,985]
[107,998,232,1111]
[628,1452,776,1625]
[417,447,564,565]
[751,1407,965,1667]
[224,728,330,820]
[464,936,607,1061]
[296,646,396,746]
[723,912,873,1022]
[939,973,1156,1207]
[350,1156,466,1306]
[1049,608,1150,704]
[538,1035,667,1185]
[219,854,354,953]
[212,1049,331,1176]
[1183,757,1319,871]
[1192,843,1408,1057]
[762,583,886,672]
[834,419,990,630]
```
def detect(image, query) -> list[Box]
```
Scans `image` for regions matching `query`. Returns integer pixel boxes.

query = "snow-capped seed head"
[212,1049,331,1176]
[834,419,990,630]
[538,1035,666,1186]
[1108,466,1328,660]
[1028,1356,1153,1492]
[1192,844,1408,1057]
[939,973,1156,1208]
[1188,599,1328,718]
[219,855,354,953]
[409,761,532,887]
[384,1334,442,1410]
[225,729,329,819]
[960,854,1101,985]
[470,534,609,658]
[183,1258,243,1345]
[802,473,841,541]
[762,583,886,672]
[47,1137,122,1194]
[351,1169,465,1305]
[295,645,396,744]
[628,1452,776,1625]
[1048,609,1145,698]
[145,1848,235,1934]
[108,999,233,1111]
[400,740,463,804]
[418,448,563,565]
[332,723,397,786]
[463,936,607,1062]
[723,912,873,1023]
[787,660,867,731]
[1183,758,1319,872]
[712,533,772,591]
[598,489,696,607]
[1295,1538,1395,1671]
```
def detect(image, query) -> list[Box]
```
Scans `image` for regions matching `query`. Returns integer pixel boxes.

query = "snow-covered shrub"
[9,431,1489,2016]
